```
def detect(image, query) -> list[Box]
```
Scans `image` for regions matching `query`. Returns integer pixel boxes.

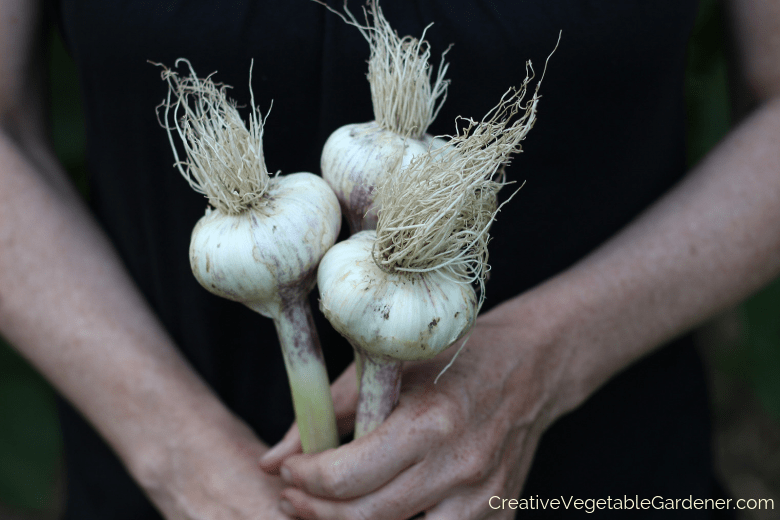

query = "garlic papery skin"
[190,172,339,318]
[318,231,476,361]
[321,122,446,233]
[318,230,475,437]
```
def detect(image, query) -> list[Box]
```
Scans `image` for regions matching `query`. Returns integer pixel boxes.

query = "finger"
[260,423,302,473]
[280,411,428,499]
[279,470,439,520]
[278,451,485,520]
[281,387,461,499]
[261,363,360,473]
[425,450,530,520]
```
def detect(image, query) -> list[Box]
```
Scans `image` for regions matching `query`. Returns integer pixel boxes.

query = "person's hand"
[259,362,359,475]
[261,301,574,519]
[138,410,295,520]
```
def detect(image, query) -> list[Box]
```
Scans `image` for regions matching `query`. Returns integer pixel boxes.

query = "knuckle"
[428,410,457,438]
[463,453,490,482]
[420,398,462,439]
[316,464,349,498]
[457,446,495,485]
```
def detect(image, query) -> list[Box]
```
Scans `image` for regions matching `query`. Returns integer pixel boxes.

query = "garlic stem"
[270,297,339,453]
[157,60,341,454]
[353,347,402,438]
[353,345,364,392]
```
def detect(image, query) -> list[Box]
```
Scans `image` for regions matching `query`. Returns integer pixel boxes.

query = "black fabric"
[48,1,720,518]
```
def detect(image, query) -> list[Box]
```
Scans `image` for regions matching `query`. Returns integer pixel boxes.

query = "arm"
[0,2,289,518]
[269,0,780,518]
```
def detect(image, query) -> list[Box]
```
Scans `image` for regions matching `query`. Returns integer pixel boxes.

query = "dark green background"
[1,0,778,515]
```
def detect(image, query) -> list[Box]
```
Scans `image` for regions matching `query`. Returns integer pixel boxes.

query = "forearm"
[0,127,254,483]
[487,96,780,416]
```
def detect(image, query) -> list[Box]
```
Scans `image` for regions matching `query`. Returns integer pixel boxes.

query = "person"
[0,0,778,519]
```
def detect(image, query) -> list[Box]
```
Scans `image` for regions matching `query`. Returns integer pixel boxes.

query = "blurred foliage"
[0,344,61,512]
[48,27,88,196]
[0,0,778,515]
[0,27,84,513]
[684,0,731,167]
[744,282,780,419]
[717,283,780,420]
[684,0,780,422]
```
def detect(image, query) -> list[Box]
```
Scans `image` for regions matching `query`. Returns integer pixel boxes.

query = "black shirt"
[52,1,716,518]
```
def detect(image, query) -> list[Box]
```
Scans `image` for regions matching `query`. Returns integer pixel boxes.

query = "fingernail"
[280,465,293,483]
[279,499,295,515]
[260,444,281,463]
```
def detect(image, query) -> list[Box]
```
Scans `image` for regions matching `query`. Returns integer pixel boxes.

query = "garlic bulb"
[157,59,340,453]
[318,76,544,438]
[317,0,450,232]
[318,231,476,361]
[321,123,446,231]
[318,230,476,437]
[190,173,339,319]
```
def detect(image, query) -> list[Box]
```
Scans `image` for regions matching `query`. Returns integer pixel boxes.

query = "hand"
[138,411,294,520]
[259,363,359,475]
[262,302,573,519]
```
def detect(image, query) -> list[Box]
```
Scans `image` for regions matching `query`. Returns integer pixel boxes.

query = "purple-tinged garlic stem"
[264,296,339,453]
[353,346,403,438]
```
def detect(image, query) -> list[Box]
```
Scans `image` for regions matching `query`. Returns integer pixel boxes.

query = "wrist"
[117,389,281,519]
[119,373,266,492]
[478,277,602,426]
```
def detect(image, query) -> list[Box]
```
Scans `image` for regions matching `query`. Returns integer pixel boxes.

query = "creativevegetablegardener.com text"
[489,495,774,514]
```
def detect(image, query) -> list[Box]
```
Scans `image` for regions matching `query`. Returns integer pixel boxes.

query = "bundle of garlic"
[318,70,543,437]
[317,0,451,232]
[157,59,340,453]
